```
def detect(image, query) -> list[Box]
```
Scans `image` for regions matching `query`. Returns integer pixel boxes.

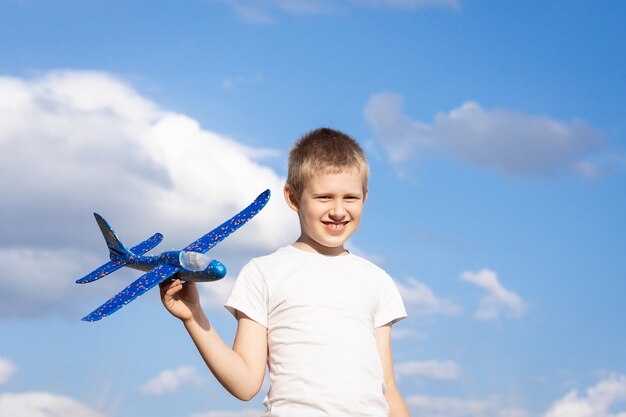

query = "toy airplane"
[77,189,271,322]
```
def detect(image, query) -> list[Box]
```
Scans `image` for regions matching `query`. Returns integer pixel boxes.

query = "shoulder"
[347,252,392,278]
[227,248,298,301]
[240,246,304,280]
[248,245,298,268]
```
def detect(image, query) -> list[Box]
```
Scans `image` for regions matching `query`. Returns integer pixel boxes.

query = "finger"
[159,277,178,290]
[160,278,182,298]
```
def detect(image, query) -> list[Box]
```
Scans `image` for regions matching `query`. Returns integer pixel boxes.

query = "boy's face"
[285,170,367,256]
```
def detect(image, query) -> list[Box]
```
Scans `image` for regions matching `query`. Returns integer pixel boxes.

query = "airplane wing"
[81,263,180,321]
[183,189,271,254]
[130,232,164,256]
[76,259,127,284]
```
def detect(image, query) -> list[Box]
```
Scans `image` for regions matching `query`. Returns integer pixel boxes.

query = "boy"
[160,128,410,416]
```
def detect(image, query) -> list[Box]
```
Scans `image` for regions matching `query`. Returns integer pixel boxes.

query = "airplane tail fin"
[94,213,133,260]
[77,216,163,284]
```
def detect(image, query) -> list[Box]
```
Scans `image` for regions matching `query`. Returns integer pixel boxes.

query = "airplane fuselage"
[122,251,227,282]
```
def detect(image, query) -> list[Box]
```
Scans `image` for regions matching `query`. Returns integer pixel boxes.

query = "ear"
[363,188,368,204]
[284,184,299,212]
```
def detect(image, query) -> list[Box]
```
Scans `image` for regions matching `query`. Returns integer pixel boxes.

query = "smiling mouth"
[323,221,348,232]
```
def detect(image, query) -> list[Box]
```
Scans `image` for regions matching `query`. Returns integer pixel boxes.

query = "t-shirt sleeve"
[374,273,407,328]
[224,261,268,328]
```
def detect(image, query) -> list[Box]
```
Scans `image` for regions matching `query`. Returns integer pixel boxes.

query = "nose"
[329,200,346,220]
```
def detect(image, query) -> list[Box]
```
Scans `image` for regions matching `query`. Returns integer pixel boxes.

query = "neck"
[292,238,348,256]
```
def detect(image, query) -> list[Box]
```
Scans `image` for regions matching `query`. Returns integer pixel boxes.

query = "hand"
[159,279,202,322]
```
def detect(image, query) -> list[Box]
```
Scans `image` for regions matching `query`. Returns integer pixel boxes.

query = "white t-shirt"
[225,245,407,417]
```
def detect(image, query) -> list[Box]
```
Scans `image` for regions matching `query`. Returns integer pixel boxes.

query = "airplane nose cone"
[208,259,227,279]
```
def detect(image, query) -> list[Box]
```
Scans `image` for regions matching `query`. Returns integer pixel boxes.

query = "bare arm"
[160,279,267,401]
[374,324,411,417]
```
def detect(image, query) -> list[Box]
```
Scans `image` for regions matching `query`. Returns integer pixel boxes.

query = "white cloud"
[395,359,460,380]
[216,0,459,22]
[365,92,607,178]
[407,394,494,416]
[544,374,626,417]
[407,394,530,417]
[405,375,626,417]
[460,269,526,319]
[395,278,460,315]
[0,358,17,384]
[0,248,110,318]
[138,366,204,395]
[0,392,104,417]
[0,70,298,319]
[199,276,239,311]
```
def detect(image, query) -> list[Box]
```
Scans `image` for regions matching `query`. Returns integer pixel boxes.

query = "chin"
[318,236,351,249]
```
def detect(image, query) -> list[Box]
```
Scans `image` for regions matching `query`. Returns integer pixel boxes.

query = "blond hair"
[287,128,369,200]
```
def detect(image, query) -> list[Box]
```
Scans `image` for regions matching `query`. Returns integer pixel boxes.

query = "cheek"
[300,205,323,222]
[350,204,364,217]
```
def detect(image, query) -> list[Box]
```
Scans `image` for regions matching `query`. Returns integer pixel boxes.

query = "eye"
[316,195,332,201]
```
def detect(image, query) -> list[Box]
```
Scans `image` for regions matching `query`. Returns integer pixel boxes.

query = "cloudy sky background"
[1,1,625,416]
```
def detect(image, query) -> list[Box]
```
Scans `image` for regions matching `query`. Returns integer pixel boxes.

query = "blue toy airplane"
[77,189,271,321]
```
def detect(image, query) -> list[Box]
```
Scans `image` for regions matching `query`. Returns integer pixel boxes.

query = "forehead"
[303,170,366,193]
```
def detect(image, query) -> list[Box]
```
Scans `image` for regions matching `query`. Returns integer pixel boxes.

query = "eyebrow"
[311,191,363,198]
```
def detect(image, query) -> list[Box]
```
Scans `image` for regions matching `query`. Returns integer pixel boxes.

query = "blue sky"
[1,1,625,416]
